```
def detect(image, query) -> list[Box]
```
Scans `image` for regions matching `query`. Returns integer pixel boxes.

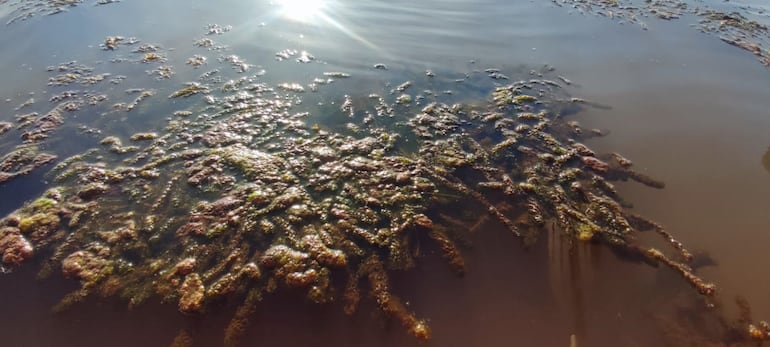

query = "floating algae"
[0,24,768,347]
[553,0,770,67]
[699,10,770,67]
[47,61,111,87]
[0,122,11,136]
[186,55,207,68]
[1,0,120,25]
[0,144,57,184]
[0,55,139,187]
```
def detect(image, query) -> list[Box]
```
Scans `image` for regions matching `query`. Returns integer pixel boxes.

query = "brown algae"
[0,21,767,347]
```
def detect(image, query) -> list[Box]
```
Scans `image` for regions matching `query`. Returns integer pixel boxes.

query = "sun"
[276,0,326,22]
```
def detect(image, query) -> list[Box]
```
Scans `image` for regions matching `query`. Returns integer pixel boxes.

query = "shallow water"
[1,0,769,346]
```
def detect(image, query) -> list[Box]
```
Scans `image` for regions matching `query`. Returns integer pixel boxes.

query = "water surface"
[1,1,769,346]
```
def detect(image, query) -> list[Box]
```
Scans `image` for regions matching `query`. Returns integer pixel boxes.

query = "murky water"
[1,0,769,346]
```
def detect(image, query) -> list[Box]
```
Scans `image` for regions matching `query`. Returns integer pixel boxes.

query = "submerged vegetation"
[0,2,769,347]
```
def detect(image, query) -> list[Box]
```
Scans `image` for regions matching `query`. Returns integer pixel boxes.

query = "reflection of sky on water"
[0,5,11,20]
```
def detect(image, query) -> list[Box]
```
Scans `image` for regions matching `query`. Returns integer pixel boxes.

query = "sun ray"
[276,0,326,22]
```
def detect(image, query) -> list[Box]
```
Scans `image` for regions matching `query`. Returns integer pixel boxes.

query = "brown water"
[1,0,769,346]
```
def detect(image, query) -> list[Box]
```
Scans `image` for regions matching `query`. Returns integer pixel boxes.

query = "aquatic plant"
[0,21,767,347]
[0,0,119,25]
[554,0,770,67]
[0,74,765,346]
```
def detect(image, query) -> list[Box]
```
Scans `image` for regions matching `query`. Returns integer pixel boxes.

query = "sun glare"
[277,0,326,22]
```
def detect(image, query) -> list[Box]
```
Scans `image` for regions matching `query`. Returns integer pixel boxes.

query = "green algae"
[29,197,57,211]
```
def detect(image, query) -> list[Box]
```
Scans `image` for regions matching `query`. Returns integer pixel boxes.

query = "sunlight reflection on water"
[275,0,327,22]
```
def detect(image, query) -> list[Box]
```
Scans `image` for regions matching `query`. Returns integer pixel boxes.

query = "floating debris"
[4,0,120,25]
[222,55,250,73]
[275,49,298,61]
[102,36,123,50]
[0,122,11,136]
[133,44,161,53]
[169,82,209,98]
[277,83,305,93]
[173,110,193,118]
[141,52,166,63]
[394,81,411,93]
[0,144,56,184]
[373,63,389,70]
[488,72,509,80]
[147,65,174,80]
[17,106,66,143]
[194,38,215,48]
[395,94,412,104]
[323,72,351,78]
[46,62,110,87]
[553,0,770,67]
[14,98,35,111]
[99,136,138,154]
[186,55,207,68]
[109,75,127,84]
[206,23,232,35]
[308,77,333,92]
[112,89,154,112]
[296,51,315,63]
[341,95,354,117]
[699,10,770,66]
[557,75,572,85]
[100,36,139,50]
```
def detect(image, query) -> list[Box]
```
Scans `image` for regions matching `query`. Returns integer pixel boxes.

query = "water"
[1,0,769,346]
